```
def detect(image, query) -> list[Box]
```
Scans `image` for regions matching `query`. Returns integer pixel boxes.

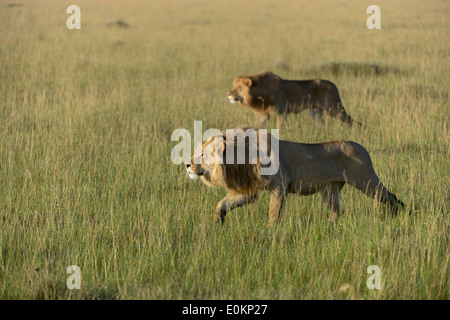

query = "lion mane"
[187,130,269,196]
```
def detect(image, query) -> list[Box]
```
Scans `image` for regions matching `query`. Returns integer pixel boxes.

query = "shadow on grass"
[305,62,403,77]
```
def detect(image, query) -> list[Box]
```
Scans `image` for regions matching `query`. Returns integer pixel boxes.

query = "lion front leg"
[215,192,256,224]
[254,113,270,128]
[276,114,286,129]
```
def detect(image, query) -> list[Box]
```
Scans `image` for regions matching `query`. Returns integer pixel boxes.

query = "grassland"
[0,0,448,299]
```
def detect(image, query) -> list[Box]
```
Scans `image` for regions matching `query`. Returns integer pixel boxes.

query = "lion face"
[227,77,253,105]
[185,137,224,186]
[227,73,278,111]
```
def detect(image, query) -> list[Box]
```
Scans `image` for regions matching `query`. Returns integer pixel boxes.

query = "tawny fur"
[185,129,404,225]
[227,71,361,129]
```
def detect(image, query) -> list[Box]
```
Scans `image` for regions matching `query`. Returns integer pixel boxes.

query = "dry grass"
[0,0,448,299]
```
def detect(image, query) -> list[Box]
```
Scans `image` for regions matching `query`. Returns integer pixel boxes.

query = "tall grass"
[0,0,448,299]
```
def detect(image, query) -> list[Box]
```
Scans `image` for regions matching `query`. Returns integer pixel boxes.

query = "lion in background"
[185,129,404,225]
[227,71,361,129]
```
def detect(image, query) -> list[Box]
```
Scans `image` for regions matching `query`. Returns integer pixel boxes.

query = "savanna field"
[0,0,448,299]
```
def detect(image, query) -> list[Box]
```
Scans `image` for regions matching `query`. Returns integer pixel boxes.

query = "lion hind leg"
[351,176,405,214]
[320,182,344,220]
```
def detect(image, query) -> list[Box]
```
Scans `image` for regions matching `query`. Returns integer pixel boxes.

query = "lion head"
[185,135,225,187]
[227,71,281,111]
[185,129,270,194]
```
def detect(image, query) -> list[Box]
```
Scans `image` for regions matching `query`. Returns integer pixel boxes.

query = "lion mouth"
[228,95,237,104]
[187,169,203,180]
[188,173,199,180]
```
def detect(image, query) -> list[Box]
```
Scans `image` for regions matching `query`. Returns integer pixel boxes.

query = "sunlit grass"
[0,0,448,299]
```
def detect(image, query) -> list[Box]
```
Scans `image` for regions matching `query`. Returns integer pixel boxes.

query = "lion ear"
[202,138,225,165]
[212,140,226,163]
[242,78,253,88]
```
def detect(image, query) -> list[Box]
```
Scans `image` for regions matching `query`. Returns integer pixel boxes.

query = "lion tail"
[338,104,362,127]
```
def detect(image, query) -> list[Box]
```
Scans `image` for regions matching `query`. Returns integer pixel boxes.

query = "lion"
[185,129,404,224]
[227,71,361,129]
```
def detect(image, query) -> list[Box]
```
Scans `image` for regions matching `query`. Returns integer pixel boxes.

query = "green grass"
[0,0,448,299]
